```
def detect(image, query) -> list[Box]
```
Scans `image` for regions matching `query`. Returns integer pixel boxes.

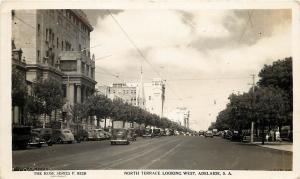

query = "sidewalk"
[255,141,293,152]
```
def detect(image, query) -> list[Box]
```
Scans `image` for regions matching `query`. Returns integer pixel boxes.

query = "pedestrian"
[266,133,269,142]
[270,130,275,142]
[275,130,281,142]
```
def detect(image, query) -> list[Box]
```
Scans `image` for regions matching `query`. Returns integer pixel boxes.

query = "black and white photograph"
[1,1,299,179]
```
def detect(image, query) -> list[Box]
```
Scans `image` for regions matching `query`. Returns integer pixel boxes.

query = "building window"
[57,38,59,48]
[37,50,40,62]
[61,41,64,51]
[37,24,40,35]
[46,28,48,41]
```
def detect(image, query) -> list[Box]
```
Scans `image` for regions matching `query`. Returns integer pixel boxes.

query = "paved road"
[12,136,292,170]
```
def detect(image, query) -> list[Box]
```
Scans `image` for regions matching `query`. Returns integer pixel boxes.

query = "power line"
[238,10,254,43]
[95,66,120,79]
[107,10,185,104]
[166,76,252,82]
[13,16,36,30]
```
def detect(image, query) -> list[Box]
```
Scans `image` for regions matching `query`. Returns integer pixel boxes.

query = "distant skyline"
[84,9,291,130]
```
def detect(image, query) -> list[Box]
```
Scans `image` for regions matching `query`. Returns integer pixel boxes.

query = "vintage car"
[199,130,205,136]
[142,128,154,138]
[28,132,46,148]
[52,129,75,144]
[87,129,105,141]
[231,130,243,141]
[153,129,161,137]
[160,129,166,136]
[103,131,112,140]
[205,130,213,138]
[127,128,137,141]
[110,128,130,145]
[31,128,53,146]
[73,129,89,142]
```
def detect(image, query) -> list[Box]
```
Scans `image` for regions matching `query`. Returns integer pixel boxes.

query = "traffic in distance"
[12,124,293,150]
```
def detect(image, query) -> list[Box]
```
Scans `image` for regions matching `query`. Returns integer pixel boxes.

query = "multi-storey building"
[144,78,166,117]
[98,83,137,105]
[98,78,166,117]
[12,9,96,127]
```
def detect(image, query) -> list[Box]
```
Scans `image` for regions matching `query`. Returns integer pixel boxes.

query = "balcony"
[59,51,95,80]
[59,51,94,66]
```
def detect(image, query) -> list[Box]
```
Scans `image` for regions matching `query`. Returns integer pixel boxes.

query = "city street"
[12,136,292,170]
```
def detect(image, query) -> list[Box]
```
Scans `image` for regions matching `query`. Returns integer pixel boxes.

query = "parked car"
[223,130,233,140]
[143,128,154,138]
[231,130,243,141]
[199,130,205,136]
[52,129,75,144]
[127,128,137,141]
[153,129,161,137]
[205,130,213,138]
[160,129,166,136]
[102,131,112,140]
[12,126,31,149]
[226,131,233,140]
[88,129,106,141]
[280,126,293,142]
[74,129,89,142]
[31,128,53,146]
[111,128,130,145]
[28,132,46,148]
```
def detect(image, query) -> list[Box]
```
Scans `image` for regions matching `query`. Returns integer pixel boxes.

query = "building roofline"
[71,10,93,31]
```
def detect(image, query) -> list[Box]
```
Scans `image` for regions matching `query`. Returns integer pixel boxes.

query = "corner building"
[12,9,96,105]
[12,10,96,125]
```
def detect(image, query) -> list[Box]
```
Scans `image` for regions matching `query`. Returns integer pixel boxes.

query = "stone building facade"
[12,9,96,127]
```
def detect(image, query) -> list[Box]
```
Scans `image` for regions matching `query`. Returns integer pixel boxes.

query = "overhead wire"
[107,9,185,104]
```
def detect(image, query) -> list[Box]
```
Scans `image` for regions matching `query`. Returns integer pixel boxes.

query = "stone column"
[77,84,81,104]
[86,87,89,98]
[69,83,75,106]
[82,85,86,102]
[77,59,81,73]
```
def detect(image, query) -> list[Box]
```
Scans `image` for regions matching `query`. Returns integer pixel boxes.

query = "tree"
[258,57,293,130]
[71,103,87,124]
[85,94,112,127]
[12,66,27,107]
[29,78,63,127]
[253,87,290,144]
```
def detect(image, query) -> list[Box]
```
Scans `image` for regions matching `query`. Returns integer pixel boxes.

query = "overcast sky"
[84,9,291,130]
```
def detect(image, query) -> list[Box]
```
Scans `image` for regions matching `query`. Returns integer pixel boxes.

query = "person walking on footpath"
[275,129,281,142]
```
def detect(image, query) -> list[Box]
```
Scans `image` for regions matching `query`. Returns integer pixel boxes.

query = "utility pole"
[250,74,255,143]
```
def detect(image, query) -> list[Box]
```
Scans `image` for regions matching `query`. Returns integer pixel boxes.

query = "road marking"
[96,137,180,169]
[139,139,186,169]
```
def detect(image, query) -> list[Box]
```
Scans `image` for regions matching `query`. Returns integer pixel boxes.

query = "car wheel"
[47,141,53,146]
[57,138,63,144]
[37,143,42,148]
[110,141,114,145]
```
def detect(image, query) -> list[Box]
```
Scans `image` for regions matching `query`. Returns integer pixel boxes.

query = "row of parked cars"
[12,126,114,150]
[13,126,184,149]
